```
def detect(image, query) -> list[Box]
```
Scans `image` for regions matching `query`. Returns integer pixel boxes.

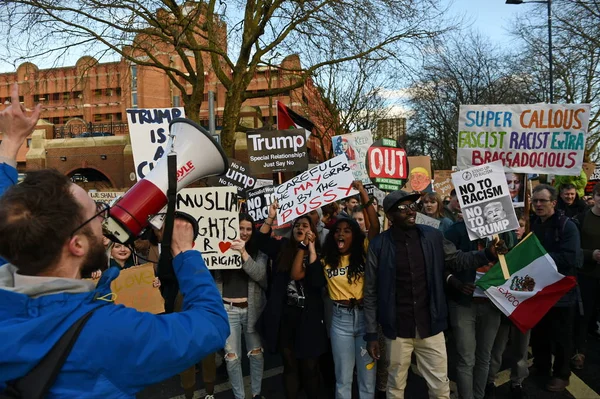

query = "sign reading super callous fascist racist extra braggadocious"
[246,129,308,175]
[457,104,590,176]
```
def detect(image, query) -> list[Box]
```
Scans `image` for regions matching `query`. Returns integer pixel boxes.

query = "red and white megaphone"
[104,118,228,244]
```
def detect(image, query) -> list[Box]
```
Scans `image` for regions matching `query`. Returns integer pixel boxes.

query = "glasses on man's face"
[396,202,419,213]
[532,198,552,204]
[71,201,110,236]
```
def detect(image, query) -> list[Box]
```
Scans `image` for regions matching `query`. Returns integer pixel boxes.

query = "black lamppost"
[506,0,553,103]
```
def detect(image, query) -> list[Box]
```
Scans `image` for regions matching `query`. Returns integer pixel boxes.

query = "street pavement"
[138,334,600,399]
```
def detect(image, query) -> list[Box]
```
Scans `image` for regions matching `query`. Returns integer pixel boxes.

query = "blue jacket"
[0,161,17,197]
[0,162,17,266]
[364,225,491,341]
[0,251,229,398]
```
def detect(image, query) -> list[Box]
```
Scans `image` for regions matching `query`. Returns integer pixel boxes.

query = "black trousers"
[574,275,600,353]
[531,305,575,380]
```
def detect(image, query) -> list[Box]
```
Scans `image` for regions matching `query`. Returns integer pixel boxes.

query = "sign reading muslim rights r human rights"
[457,104,590,176]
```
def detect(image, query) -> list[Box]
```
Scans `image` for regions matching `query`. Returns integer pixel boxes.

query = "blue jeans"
[330,304,376,399]
[449,300,501,399]
[224,304,264,399]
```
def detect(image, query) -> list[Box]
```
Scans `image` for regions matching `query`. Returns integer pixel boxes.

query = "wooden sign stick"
[493,233,510,279]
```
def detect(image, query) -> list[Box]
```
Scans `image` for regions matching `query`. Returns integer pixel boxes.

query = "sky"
[447,0,528,46]
[0,1,532,73]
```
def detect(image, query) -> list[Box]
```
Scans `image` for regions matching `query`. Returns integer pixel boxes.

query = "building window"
[27,138,32,148]
[132,92,138,108]
[94,114,103,122]
[116,87,122,96]
[94,89,103,97]
[173,95,180,107]
[52,93,60,101]
[131,65,138,90]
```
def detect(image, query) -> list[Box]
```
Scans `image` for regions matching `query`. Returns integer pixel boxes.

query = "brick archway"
[66,167,115,190]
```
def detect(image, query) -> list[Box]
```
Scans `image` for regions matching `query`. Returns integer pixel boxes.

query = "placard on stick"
[246,128,308,174]
[457,104,590,176]
[111,263,164,314]
[206,159,257,196]
[452,161,519,241]
[366,138,409,192]
[332,130,373,184]
[127,107,185,180]
[176,186,241,270]
[246,185,276,223]
[275,155,358,225]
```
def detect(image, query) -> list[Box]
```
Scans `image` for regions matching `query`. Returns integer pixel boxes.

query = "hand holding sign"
[171,217,195,256]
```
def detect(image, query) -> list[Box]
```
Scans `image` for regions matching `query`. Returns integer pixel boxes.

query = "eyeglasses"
[532,199,552,204]
[71,201,110,236]
[396,202,419,213]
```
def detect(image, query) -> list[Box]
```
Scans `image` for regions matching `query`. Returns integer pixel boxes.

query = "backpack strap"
[8,308,98,399]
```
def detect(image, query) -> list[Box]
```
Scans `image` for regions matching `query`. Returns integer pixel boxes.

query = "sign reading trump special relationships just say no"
[457,104,590,176]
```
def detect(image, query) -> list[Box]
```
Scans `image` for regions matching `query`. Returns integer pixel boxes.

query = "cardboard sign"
[246,128,308,174]
[111,263,164,314]
[505,172,526,208]
[275,155,358,225]
[176,186,241,269]
[89,191,124,205]
[415,212,441,229]
[255,178,273,188]
[332,130,373,184]
[433,170,454,198]
[404,156,432,192]
[457,104,590,176]
[206,159,256,196]
[366,138,408,191]
[452,161,519,240]
[246,185,276,223]
[126,107,185,180]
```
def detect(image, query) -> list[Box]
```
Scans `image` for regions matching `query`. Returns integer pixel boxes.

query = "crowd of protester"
[0,83,599,399]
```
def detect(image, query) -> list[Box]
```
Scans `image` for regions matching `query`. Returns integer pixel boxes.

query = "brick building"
[0,45,334,189]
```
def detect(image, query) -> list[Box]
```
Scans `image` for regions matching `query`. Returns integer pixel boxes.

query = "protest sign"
[89,191,124,205]
[206,159,257,196]
[415,213,441,229]
[176,186,241,269]
[505,172,526,208]
[404,156,433,192]
[255,178,273,188]
[275,155,358,225]
[365,184,386,207]
[111,263,164,314]
[127,107,185,180]
[246,128,308,174]
[452,161,519,240]
[584,163,598,196]
[246,185,276,223]
[433,170,454,198]
[332,130,373,184]
[457,104,590,176]
[366,138,409,191]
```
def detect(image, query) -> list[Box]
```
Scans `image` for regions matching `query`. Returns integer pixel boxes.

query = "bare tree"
[406,32,536,170]
[510,0,600,162]
[0,0,452,155]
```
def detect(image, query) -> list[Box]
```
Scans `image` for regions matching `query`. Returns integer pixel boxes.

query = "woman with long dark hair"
[257,206,327,399]
[215,213,267,399]
[292,181,380,399]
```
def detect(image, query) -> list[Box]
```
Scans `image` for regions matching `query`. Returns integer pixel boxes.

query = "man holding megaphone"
[0,83,230,398]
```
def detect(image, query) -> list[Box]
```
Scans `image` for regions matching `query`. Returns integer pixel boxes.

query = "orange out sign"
[111,263,164,314]
[368,146,407,179]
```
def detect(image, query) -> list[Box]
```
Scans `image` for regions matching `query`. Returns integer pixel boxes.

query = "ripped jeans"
[330,304,376,399]
[224,304,264,399]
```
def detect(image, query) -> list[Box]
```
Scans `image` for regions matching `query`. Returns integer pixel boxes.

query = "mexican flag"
[475,233,576,333]
[277,101,314,138]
